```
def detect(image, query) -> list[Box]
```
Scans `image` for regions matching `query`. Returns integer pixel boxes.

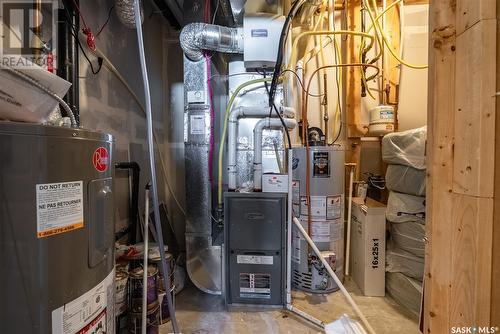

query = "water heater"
[0,122,115,334]
[291,146,345,293]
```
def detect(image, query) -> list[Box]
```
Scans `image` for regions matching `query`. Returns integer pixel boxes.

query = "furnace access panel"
[224,192,287,307]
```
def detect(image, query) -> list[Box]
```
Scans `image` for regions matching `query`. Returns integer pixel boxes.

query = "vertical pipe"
[286,148,293,305]
[344,163,355,276]
[142,187,150,334]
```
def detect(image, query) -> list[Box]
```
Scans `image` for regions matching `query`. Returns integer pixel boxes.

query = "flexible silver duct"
[180,23,243,62]
[115,0,144,28]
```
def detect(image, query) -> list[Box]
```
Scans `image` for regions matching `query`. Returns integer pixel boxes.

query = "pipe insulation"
[133,0,179,332]
[180,23,243,62]
[253,118,297,190]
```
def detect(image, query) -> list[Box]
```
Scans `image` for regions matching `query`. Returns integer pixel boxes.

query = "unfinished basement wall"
[76,0,185,248]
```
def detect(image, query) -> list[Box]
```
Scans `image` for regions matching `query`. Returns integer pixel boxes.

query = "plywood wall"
[425,0,498,332]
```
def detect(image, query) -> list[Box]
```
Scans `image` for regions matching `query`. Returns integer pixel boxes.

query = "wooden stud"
[453,19,496,197]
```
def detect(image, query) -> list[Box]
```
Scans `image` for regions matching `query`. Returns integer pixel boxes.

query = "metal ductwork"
[183,57,222,295]
[180,23,243,62]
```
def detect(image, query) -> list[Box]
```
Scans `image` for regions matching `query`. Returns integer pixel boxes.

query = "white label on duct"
[36,181,84,238]
[52,269,115,334]
[300,195,326,220]
[190,115,206,135]
[237,255,273,265]
[326,195,342,220]
[187,90,205,103]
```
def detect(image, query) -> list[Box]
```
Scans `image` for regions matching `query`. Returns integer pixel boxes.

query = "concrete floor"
[160,278,419,334]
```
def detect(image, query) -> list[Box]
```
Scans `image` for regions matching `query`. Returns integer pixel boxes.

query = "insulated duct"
[115,0,144,28]
[180,23,243,62]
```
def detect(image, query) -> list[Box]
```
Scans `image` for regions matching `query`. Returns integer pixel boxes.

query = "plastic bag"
[386,272,422,317]
[386,243,424,281]
[390,221,425,258]
[382,126,427,170]
[385,164,426,197]
[386,191,425,224]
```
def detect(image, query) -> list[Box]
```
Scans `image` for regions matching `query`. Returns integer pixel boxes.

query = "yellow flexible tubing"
[368,0,427,69]
[358,0,401,99]
[288,30,375,71]
[217,77,273,207]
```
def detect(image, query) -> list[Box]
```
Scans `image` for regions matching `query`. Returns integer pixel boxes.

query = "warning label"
[52,270,114,334]
[327,195,342,220]
[190,115,206,135]
[36,181,84,238]
[300,195,326,220]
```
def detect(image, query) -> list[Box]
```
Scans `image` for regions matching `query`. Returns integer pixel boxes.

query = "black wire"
[269,0,306,107]
[62,2,103,75]
[259,70,292,149]
[96,5,115,37]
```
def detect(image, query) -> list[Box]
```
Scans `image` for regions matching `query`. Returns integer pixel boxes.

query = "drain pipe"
[180,23,243,62]
[228,106,296,190]
[253,118,297,190]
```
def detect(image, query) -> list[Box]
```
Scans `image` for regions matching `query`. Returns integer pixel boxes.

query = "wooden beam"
[453,19,496,197]
[426,0,498,331]
[424,1,456,332]
[491,0,500,324]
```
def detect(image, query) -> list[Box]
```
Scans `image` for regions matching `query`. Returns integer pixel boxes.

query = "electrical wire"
[280,69,325,97]
[96,5,115,37]
[212,0,220,24]
[62,4,103,75]
[288,30,375,71]
[269,0,307,109]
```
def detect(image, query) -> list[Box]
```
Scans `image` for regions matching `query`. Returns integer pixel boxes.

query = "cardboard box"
[350,197,386,296]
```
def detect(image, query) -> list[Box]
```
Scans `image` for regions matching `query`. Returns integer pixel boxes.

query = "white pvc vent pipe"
[253,118,296,190]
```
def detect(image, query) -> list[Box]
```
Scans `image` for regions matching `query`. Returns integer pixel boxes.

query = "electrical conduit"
[133,0,179,332]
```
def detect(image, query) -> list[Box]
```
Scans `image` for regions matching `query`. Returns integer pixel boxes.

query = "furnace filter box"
[350,197,386,296]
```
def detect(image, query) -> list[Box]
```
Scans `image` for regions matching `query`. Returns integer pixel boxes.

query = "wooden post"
[425,0,498,331]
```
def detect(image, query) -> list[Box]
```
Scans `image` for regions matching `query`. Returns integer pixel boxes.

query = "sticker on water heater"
[36,181,84,238]
[52,269,115,334]
[300,195,326,220]
[326,195,342,220]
